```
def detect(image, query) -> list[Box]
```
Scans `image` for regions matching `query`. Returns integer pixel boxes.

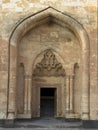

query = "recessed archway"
[8,7,90,120]
[32,49,66,118]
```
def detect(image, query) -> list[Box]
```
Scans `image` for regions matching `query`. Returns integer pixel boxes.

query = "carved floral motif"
[33,49,65,77]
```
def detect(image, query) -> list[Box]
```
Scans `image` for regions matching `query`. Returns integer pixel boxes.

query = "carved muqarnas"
[33,49,65,77]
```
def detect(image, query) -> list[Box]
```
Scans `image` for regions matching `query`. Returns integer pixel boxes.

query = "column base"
[7,112,15,119]
[81,112,89,120]
[3,112,15,127]
[17,113,32,119]
[65,112,80,119]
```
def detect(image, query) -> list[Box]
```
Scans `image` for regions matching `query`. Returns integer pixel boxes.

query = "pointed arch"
[8,7,90,120]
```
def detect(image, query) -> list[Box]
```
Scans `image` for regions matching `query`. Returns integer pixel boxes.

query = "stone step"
[5,118,82,128]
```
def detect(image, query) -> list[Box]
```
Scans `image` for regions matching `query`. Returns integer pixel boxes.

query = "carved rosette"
[33,49,65,77]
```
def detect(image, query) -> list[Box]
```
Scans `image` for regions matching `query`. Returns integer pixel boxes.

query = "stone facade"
[0,0,97,124]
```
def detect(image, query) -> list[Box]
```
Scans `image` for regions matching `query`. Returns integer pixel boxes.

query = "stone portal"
[8,7,89,120]
[32,50,65,118]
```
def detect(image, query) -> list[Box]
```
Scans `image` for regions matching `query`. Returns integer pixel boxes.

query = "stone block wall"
[0,39,8,119]
[0,0,97,120]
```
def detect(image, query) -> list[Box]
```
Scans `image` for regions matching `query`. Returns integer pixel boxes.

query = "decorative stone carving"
[33,49,65,77]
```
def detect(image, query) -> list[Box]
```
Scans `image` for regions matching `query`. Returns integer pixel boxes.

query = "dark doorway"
[40,88,56,117]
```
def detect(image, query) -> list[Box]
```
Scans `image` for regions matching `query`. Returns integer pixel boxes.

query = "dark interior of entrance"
[40,88,56,117]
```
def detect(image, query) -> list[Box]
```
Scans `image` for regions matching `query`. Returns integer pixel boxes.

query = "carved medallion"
[33,49,65,77]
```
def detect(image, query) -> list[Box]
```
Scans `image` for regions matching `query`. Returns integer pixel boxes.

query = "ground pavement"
[0,118,96,130]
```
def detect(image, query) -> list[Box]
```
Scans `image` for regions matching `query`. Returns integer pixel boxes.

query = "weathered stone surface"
[0,0,97,122]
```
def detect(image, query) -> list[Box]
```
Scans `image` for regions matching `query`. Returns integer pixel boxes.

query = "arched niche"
[8,7,90,120]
